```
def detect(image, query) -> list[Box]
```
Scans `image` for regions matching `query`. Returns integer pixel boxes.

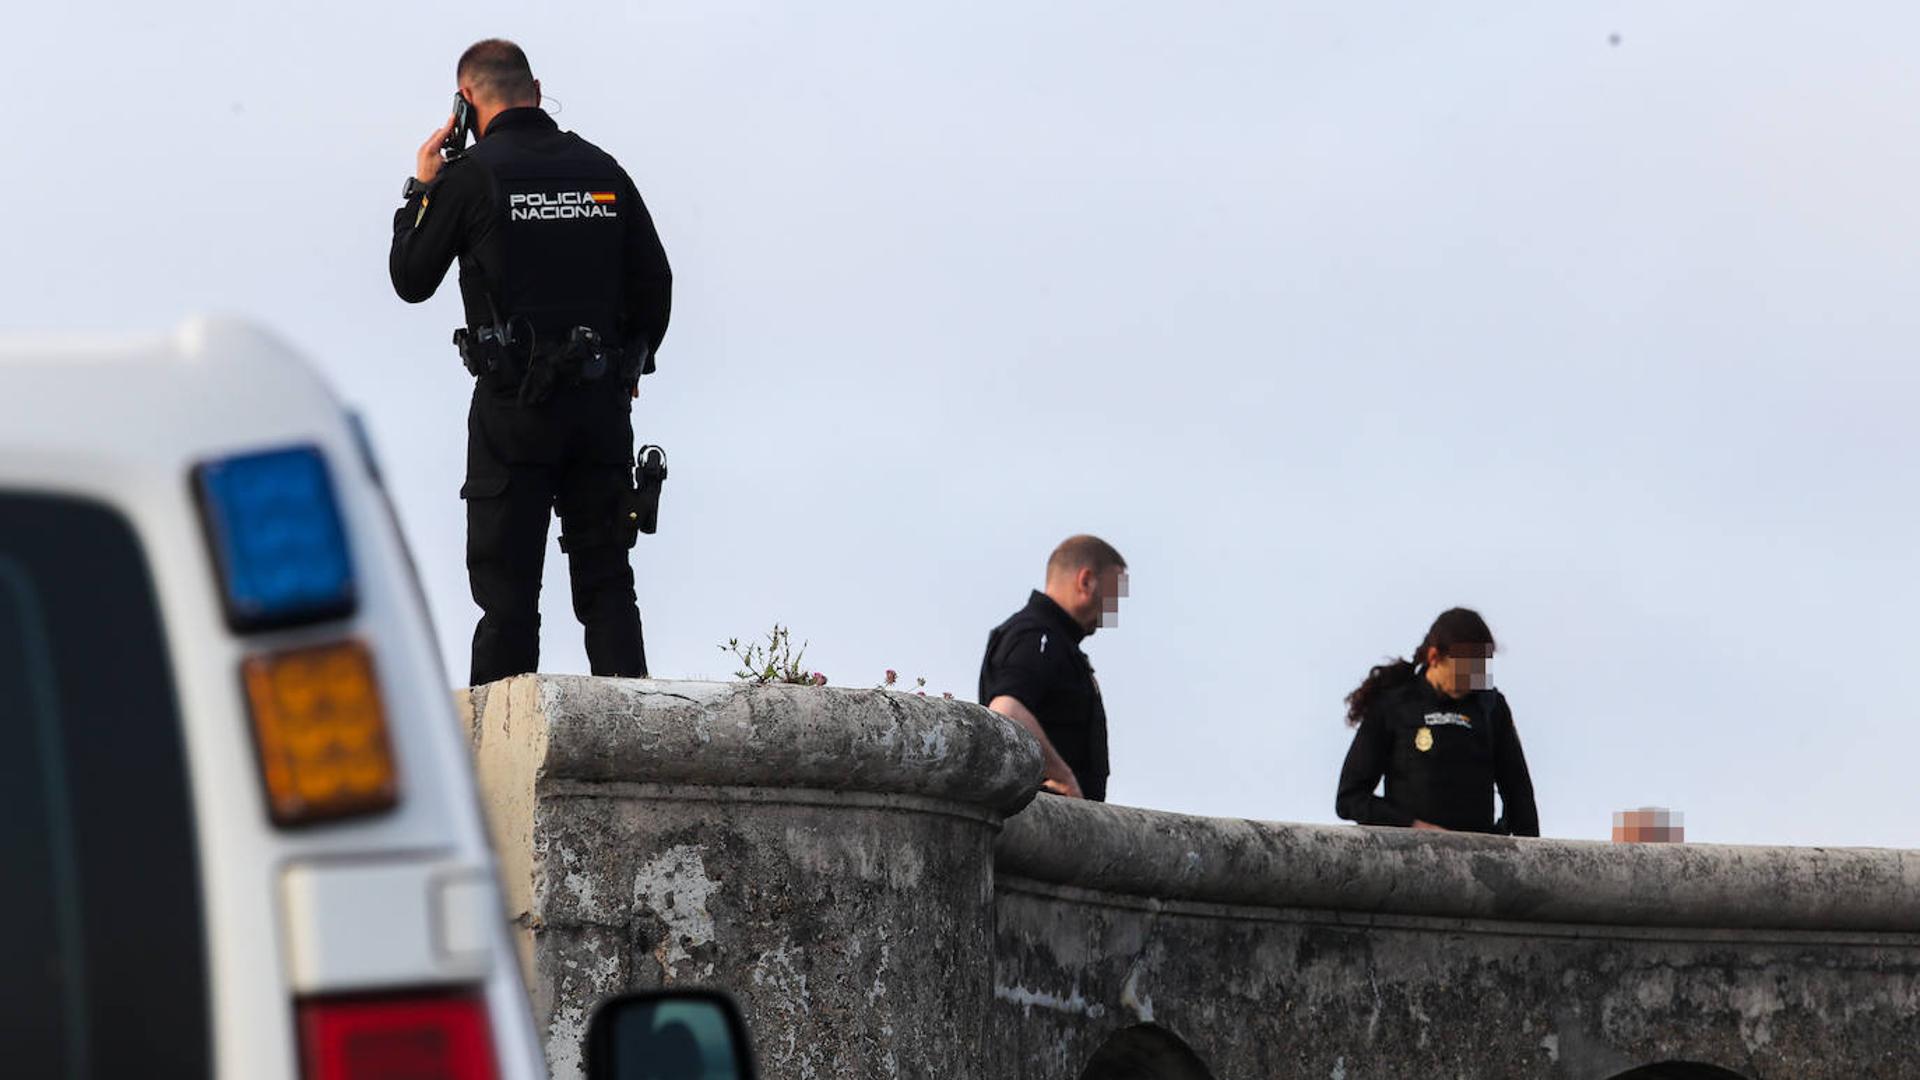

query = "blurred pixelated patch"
[1612,806,1684,843]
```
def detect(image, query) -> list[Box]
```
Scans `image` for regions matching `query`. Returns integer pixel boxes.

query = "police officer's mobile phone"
[443,93,473,159]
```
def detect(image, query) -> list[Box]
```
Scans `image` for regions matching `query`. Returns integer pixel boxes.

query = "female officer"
[1335,607,1539,836]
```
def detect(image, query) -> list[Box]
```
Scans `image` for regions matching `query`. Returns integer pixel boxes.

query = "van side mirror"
[583,989,758,1080]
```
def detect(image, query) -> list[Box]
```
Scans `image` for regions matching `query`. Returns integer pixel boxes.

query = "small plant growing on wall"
[879,669,954,699]
[722,625,826,686]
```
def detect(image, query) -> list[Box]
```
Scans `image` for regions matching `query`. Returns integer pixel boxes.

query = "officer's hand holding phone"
[415,114,457,185]
[416,94,475,187]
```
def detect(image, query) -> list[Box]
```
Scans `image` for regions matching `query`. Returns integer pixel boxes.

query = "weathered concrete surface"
[471,677,1920,1079]
[465,675,1041,1080]
[996,795,1920,932]
[993,796,1920,1079]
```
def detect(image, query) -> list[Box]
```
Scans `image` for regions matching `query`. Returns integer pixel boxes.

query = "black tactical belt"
[454,325,647,404]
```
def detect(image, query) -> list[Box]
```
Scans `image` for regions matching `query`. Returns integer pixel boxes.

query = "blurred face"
[1092,565,1128,630]
[1060,564,1128,633]
[1425,643,1491,697]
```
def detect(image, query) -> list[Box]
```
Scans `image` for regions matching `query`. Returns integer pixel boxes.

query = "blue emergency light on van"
[194,445,357,631]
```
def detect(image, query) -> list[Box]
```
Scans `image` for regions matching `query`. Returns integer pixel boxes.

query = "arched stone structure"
[1078,1024,1214,1080]
[466,677,1920,1079]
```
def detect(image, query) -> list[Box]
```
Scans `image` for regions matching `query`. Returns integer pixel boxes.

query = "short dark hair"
[457,39,538,105]
[1047,535,1126,580]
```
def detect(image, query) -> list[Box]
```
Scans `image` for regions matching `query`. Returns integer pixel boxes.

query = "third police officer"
[390,39,672,686]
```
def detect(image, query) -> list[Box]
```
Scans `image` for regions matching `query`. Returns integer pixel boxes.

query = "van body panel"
[0,318,546,1080]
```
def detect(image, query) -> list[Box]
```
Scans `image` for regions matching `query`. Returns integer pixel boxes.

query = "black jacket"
[1335,675,1539,835]
[978,592,1110,801]
[389,108,672,358]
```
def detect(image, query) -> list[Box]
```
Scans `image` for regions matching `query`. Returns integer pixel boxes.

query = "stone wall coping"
[473,674,1043,816]
[996,794,1920,933]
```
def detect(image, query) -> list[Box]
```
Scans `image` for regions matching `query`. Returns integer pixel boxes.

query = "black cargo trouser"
[461,377,646,686]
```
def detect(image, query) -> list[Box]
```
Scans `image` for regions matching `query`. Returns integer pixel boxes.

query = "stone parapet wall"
[993,796,1920,1080]
[996,794,1920,932]
[466,677,1920,1080]
[464,675,1040,1080]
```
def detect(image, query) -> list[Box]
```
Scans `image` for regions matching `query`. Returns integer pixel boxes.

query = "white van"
[0,319,755,1080]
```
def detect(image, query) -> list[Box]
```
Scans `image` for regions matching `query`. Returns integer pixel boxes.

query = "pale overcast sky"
[9,3,1919,845]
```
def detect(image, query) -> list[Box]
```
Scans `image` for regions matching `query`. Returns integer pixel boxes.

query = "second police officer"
[978,536,1130,801]
[1335,607,1540,835]
[390,39,672,686]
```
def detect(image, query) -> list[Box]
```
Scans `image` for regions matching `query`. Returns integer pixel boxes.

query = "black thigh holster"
[629,445,668,538]
[557,446,669,554]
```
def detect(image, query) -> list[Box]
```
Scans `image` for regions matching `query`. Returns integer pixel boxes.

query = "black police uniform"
[389,106,672,686]
[978,591,1110,801]
[1335,675,1539,835]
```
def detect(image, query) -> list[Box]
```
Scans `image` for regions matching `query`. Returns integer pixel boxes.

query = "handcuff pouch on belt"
[552,328,652,386]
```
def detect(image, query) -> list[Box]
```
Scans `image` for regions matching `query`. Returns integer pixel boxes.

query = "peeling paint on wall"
[995,981,1107,1020]
[1119,965,1154,1024]
[632,844,720,980]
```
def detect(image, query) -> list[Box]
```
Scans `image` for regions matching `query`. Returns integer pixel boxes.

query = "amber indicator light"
[242,640,399,826]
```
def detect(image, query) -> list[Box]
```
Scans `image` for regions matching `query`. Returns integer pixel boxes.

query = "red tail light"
[298,991,500,1080]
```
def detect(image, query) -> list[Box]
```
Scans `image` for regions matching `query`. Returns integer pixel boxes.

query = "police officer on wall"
[390,39,672,686]
[1335,607,1539,835]
[979,535,1129,801]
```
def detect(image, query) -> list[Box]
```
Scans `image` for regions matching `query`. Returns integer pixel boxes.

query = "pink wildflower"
[812,672,827,686]
[884,669,898,686]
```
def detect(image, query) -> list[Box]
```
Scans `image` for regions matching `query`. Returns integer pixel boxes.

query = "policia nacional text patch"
[509,190,619,221]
